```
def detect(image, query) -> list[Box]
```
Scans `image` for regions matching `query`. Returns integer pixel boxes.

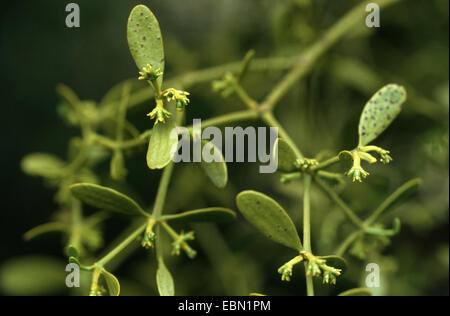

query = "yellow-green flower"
[147,107,172,125]
[138,64,163,81]
[163,88,191,111]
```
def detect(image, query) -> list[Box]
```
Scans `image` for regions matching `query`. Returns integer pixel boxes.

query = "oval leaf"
[70,183,148,217]
[358,84,407,146]
[274,138,299,172]
[236,191,302,251]
[338,288,374,296]
[102,269,120,296]
[127,5,165,86]
[200,141,228,188]
[156,258,175,296]
[21,153,67,179]
[162,208,236,223]
[147,117,178,169]
[0,256,66,296]
[318,255,348,275]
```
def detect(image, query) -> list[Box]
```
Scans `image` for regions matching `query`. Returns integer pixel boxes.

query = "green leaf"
[318,255,348,275]
[162,208,236,223]
[338,288,374,296]
[147,116,178,169]
[358,84,407,146]
[70,183,148,217]
[236,191,302,251]
[374,178,422,218]
[200,141,228,188]
[127,5,165,86]
[156,258,175,296]
[102,269,120,296]
[23,222,67,241]
[274,138,299,172]
[0,256,66,296]
[21,153,67,179]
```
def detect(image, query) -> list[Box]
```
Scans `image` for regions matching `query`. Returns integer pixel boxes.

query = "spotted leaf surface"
[358,84,407,146]
[127,5,165,86]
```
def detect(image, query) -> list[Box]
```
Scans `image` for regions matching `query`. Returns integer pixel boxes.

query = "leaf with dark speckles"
[358,84,407,146]
[127,5,165,86]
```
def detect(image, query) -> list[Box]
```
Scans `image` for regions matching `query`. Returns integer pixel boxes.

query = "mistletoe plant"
[21,0,420,296]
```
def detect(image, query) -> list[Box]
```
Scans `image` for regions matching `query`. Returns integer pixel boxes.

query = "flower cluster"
[138,64,163,82]
[163,88,191,111]
[340,145,393,182]
[278,252,342,284]
[141,219,157,249]
[171,231,197,259]
[147,106,172,125]
[295,158,319,171]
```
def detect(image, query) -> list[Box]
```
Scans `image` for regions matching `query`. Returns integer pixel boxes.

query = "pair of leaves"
[149,129,229,188]
[70,183,236,223]
[236,190,302,252]
[127,5,175,171]
[127,5,229,189]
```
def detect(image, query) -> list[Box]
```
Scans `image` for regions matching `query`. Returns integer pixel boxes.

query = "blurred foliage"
[1,0,448,296]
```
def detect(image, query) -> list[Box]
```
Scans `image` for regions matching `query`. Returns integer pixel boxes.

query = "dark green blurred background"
[1,0,448,296]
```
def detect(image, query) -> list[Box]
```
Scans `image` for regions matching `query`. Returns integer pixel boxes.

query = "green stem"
[96,223,146,268]
[231,79,258,110]
[314,176,365,228]
[260,0,401,112]
[303,174,314,296]
[187,110,259,132]
[119,130,152,149]
[90,134,116,150]
[335,230,364,257]
[160,221,178,240]
[68,198,83,250]
[94,161,175,268]
[311,155,340,171]
[152,162,175,218]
